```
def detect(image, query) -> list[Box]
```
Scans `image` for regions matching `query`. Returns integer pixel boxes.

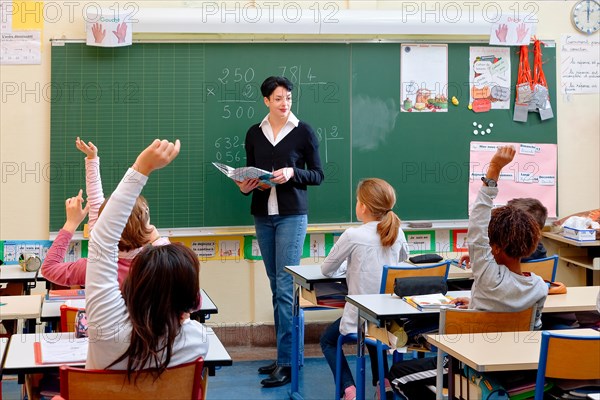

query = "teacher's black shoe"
[257,361,277,375]
[260,366,291,388]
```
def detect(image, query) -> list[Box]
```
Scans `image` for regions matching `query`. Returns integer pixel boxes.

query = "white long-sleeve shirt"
[468,186,548,329]
[85,168,208,370]
[321,221,409,335]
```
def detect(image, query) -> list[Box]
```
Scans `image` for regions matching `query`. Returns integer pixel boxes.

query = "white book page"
[40,338,88,364]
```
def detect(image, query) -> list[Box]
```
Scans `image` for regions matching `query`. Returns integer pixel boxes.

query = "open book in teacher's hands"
[212,162,275,191]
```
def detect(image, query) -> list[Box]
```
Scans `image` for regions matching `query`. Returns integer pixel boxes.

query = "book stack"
[301,282,347,309]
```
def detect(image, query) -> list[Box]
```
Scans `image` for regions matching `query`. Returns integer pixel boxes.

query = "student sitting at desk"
[320,178,409,400]
[389,146,548,400]
[85,138,209,373]
[42,137,170,288]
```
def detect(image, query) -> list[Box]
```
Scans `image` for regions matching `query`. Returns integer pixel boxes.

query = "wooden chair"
[521,255,559,282]
[534,331,600,400]
[57,357,206,400]
[434,307,536,400]
[59,305,83,333]
[380,261,450,294]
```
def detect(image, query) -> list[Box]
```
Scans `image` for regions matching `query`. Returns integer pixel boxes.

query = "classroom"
[0,1,599,399]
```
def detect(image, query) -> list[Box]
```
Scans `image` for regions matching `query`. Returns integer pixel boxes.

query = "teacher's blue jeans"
[254,214,307,367]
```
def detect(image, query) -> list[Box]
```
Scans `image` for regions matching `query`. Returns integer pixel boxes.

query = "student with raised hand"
[320,178,409,400]
[42,137,170,288]
[388,146,548,400]
[85,139,208,375]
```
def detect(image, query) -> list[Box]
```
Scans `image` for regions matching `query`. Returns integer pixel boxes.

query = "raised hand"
[132,139,181,176]
[76,137,98,159]
[495,24,508,42]
[92,23,106,44]
[458,254,471,269]
[63,189,90,233]
[516,23,529,43]
[112,22,128,43]
[489,145,516,171]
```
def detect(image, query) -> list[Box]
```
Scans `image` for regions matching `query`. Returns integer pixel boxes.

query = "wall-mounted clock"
[571,0,600,34]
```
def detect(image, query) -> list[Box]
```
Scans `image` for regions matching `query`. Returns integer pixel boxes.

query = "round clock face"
[572,0,600,34]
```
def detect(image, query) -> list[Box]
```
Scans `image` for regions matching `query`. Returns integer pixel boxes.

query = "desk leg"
[448,356,457,400]
[356,311,366,400]
[289,283,304,400]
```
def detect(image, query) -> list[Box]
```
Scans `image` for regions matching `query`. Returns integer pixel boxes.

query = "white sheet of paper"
[0,31,41,64]
[561,34,600,94]
[39,338,88,364]
[489,15,537,46]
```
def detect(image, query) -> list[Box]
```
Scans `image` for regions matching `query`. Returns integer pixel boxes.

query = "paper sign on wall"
[86,11,132,47]
[405,231,436,254]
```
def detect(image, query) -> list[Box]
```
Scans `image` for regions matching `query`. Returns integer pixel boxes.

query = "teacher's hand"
[236,178,260,193]
[271,167,294,184]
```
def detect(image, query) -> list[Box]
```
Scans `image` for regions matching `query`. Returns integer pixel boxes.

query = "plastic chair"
[434,307,536,400]
[521,255,559,282]
[59,305,83,333]
[534,331,600,400]
[335,262,451,400]
[57,357,205,400]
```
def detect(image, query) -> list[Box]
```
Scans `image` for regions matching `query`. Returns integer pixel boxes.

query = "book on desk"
[34,338,88,364]
[403,293,456,310]
[45,289,85,301]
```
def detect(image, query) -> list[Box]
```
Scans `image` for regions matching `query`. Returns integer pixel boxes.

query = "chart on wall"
[468,141,557,217]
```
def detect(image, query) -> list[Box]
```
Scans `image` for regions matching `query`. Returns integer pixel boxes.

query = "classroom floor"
[1,343,404,400]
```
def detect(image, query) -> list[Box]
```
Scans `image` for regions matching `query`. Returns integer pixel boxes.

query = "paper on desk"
[36,338,88,364]
[64,299,87,309]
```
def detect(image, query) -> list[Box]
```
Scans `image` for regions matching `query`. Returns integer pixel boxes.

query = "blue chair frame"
[522,255,559,282]
[379,262,451,294]
[534,331,600,400]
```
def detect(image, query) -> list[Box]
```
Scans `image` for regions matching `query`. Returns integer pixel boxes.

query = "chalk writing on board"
[214,135,245,163]
[315,125,343,164]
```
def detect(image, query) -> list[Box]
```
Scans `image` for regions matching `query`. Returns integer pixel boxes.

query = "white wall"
[1,1,598,326]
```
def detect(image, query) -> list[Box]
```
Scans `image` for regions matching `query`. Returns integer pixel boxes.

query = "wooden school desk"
[426,328,599,400]
[40,288,219,329]
[0,265,47,295]
[1,327,232,382]
[542,232,600,286]
[0,295,42,333]
[285,263,472,400]
[346,286,600,400]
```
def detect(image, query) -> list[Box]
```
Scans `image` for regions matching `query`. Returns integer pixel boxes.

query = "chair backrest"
[521,255,558,282]
[534,331,600,400]
[59,357,205,400]
[380,261,450,294]
[439,307,536,335]
[59,305,82,333]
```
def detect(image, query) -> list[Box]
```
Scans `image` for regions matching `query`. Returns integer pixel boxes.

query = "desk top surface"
[2,328,231,373]
[285,262,472,286]
[0,295,42,319]
[543,231,600,247]
[0,264,46,282]
[427,328,599,372]
[41,289,218,319]
[347,286,599,321]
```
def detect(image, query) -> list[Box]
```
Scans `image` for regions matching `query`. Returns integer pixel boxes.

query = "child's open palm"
[489,146,515,171]
[76,137,98,159]
[133,139,181,176]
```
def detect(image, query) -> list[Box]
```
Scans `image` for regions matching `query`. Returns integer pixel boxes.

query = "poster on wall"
[468,141,557,217]
[469,46,511,110]
[401,44,448,113]
[405,231,436,254]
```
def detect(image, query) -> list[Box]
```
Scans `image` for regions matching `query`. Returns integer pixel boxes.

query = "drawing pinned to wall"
[86,10,132,47]
[1,241,53,264]
[244,236,262,261]
[401,44,448,113]
[489,15,537,46]
[405,231,436,254]
[469,141,557,217]
[451,229,469,252]
[65,241,83,262]
[219,239,241,259]
[469,47,512,111]
[310,234,326,258]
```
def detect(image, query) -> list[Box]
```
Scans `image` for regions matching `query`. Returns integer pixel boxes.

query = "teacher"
[237,76,324,388]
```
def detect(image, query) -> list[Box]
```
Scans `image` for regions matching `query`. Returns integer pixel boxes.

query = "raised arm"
[42,189,90,286]
[76,137,104,232]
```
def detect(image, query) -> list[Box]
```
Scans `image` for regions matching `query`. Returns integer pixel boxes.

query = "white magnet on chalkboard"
[473,130,479,135]
[478,124,482,129]
[473,122,478,126]
[489,123,494,127]
[486,128,491,133]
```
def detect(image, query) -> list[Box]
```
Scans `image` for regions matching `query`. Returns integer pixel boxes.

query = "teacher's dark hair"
[108,243,201,382]
[261,76,293,98]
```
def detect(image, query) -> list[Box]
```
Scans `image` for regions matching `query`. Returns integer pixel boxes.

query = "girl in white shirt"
[320,178,409,400]
[84,139,209,382]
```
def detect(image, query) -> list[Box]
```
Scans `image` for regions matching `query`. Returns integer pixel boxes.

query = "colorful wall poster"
[401,44,448,113]
[1,240,53,264]
[244,236,262,261]
[469,141,557,217]
[405,231,436,254]
[469,46,511,110]
[451,229,469,252]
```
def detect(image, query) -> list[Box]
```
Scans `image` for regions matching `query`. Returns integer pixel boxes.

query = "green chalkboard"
[50,42,556,231]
